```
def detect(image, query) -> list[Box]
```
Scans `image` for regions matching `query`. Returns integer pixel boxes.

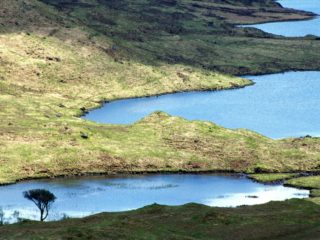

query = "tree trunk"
[40,209,44,222]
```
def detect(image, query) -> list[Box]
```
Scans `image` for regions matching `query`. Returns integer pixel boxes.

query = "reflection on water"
[83,71,320,139]
[241,0,320,37]
[0,174,309,223]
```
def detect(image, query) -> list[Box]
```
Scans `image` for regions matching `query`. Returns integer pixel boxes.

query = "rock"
[46,56,61,62]
[80,132,89,139]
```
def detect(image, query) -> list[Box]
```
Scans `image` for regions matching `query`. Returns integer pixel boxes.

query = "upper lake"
[84,71,320,139]
[241,0,320,37]
[83,0,320,138]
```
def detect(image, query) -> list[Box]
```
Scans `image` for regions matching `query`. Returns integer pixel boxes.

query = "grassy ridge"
[1,111,320,184]
[1,0,320,184]
[1,199,320,239]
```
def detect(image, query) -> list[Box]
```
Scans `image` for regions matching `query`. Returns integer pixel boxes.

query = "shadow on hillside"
[1,0,320,75]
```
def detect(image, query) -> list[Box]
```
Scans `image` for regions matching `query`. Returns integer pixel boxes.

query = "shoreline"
[237,14,317,26]
[80,69,320,123]
[79,80,255,119]
[79,68,320,122]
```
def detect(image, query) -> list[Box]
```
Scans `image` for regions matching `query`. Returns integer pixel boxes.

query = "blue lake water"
[84,71,320,139]
[241,0,320,37]
[0,174,309,223]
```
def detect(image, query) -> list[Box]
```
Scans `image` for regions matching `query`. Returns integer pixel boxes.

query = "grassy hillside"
[1,0,320,185]
[33,0,320,75]
[1,199,320,240]
[3,0,320,75]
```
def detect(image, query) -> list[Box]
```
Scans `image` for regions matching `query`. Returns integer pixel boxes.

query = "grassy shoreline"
[78,80,255,118]
[1,199,320,239]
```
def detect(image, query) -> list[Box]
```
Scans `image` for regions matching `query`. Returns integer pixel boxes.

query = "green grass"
[1,199,320,240]
[286,176,320,190]
[284,176,320,204]
[249,173,298,183]
[310,189,320,198]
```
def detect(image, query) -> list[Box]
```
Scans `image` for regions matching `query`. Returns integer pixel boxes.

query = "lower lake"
[0,174,309,223]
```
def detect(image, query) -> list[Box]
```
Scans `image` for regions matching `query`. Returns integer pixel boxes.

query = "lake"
[0,174,309,223]
[83,71,320,139]
[240,0,320,37]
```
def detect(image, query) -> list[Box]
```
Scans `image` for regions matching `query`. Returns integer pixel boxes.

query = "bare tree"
[23,189,56,222]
